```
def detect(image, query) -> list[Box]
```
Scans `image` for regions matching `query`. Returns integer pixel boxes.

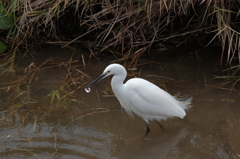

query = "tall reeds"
[0,0,239,65]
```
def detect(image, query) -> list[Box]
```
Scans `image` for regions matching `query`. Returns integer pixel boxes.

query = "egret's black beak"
[88,73,107,87]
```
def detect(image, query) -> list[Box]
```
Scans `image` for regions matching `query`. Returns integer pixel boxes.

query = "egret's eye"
[106,71,110,74]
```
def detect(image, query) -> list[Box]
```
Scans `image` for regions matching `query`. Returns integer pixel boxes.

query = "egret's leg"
[155,121,164,131]
[145,123,150,136]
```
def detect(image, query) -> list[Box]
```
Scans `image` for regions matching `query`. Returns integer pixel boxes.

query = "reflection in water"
[0,110,189,159]
[119,127,188,159]
[1,107,239,158]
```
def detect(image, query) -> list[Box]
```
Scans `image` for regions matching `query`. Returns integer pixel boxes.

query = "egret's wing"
[125,78,188,119]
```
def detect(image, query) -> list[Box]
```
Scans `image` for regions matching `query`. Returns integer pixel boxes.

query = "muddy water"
[0,46,240,158]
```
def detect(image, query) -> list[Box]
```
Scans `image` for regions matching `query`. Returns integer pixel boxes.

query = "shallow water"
[0,46,240,158]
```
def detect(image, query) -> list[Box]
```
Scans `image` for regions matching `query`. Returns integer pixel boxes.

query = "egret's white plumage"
[87,64,192,134]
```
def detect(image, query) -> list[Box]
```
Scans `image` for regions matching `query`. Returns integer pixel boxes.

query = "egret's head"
[103,63,125,76]
[88,64,125,87]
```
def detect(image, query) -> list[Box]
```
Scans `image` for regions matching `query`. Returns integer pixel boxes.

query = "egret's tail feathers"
[179,97,192,110]
[174,94,192,111]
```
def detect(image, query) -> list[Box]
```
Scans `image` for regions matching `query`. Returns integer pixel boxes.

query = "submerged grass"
[0,51,89,119]
[213,64,240,90]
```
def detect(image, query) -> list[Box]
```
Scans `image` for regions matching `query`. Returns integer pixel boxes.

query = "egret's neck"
[111,74,126,96]
[110,67,132,114]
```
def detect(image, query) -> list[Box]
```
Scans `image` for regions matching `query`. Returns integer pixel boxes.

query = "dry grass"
[1,0,239,65]
[0,51,88,115]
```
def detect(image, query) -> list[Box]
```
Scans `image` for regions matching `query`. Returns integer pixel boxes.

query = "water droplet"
[85,87,91,93]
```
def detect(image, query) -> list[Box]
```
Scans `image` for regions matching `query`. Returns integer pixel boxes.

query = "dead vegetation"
[0,0,239,64]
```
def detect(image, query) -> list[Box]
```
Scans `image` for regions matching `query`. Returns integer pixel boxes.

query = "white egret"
[85,64,192,135]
